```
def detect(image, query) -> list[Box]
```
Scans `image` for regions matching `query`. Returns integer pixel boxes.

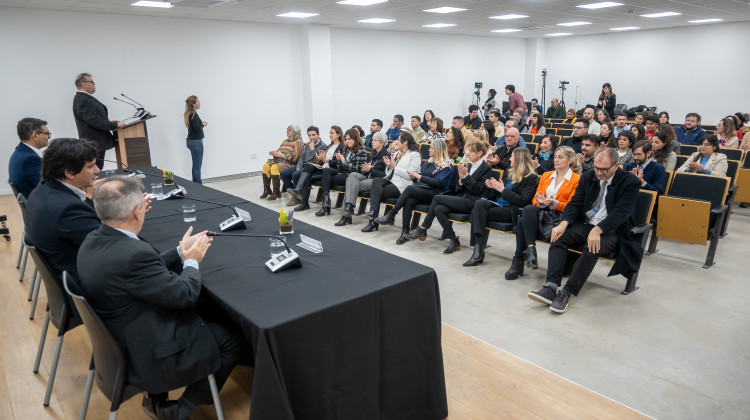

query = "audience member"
[595,109,611,125]
[77,176,247,420]
[505,146,581,280]
[650,131,677,171]
[624,140,667,194]
[530,98,542,114]
[644,115,659,139]
[616,130,635,166]
[288,126,344,211]
[404,141,492,252]
[716,117,739,148]
[658,111,670,125]
[562,108,577,124]
[464,105,483,130]
[522,112,546,135]
[528,147,642,314]
[445,127,465,162]
[676,135,728,177]
[489,109,505,139]
[583,108,601,135]
[283,126,327,207]
[72,73,123,169]
[613,112,630,137]
[674,112,706,145]
[375,138,453,244]
[314,128,368,217]
[483,120,498,146]
[494,120,526,149]
[734,112,749,137]
[561,119,589,153]
[577,135,600,173]
[533,135,558,175]
[260,125,303,201]
[364,118,383,149]
[631,123,647,141]
[513,109,528,133]
[545,98,566,120]
[363,133,422,232]
[600,122,615,147]
[504,84,528,116]
[410,115,426,143]
[423,117,446,143]
[9,117,49,198]
[420,110,435,132]
[488,128,521,170]
[597,83,617,119]
[483,89,498,118]
[658,123,681,155]
[464,147,539,267]
[634,113,645,126]
[386,114,404,140]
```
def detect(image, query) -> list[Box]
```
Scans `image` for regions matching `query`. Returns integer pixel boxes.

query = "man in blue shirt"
[9,118,50,198]
[385,114,403,140]
[674,112,706,145]
[612,113,630,137]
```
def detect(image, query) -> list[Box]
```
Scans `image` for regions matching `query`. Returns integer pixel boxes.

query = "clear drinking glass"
[182,204,197,222]
[269,238,286,258]
[151,183,163,198]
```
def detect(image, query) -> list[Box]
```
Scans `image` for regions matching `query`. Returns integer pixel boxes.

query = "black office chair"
[62,272,225,420]
[9,182,36,285]
[28,248,83,407]
[722,148,743,162]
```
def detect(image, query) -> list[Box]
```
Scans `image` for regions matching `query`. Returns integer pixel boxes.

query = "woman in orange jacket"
[505,146,581,280]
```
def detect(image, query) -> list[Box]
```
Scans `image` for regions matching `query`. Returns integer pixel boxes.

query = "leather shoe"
[294,201,310,212]
[155,401,180,420]
[524,245,538,269]
[361,220,379,232]
[443,236,461,254]
[462,244,485,266]
[405,227,427,241]
[375,212,396,225]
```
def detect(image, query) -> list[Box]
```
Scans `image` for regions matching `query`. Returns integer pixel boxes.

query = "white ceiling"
[2,0,749,38]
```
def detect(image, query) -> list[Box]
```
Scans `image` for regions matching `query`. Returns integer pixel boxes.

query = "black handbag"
[538,209,562,241]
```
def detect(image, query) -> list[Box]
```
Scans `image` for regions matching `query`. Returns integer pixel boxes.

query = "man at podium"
[72,73,123,169]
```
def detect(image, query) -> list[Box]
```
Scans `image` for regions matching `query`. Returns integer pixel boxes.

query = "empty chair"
[520,133,534,142]
[722,148,743,162]
[9,182,36,284]
[679,145,699,156]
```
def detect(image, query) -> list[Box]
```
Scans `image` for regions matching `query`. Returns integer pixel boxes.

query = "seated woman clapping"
[505,146,581,280]
[403,141,492,253]
[676,135,728,177]
[335,132,390,227]
[260,125,303,200]
[288,125,343,211]
[374,138,454,244]
[362,132,422,232]
[464,147,539,267]
[314,128,369,216]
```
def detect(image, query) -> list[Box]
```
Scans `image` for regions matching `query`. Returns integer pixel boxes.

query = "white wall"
[0,8,305,194]
[540,21,750,123]
[329,27,527,131]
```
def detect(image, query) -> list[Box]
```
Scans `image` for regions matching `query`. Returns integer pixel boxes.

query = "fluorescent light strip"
[276,12,319,18]
[688,18,723,23]
[423,23,457,28]
[641,11,681,18]
[492,29,522,33]
[558,21,592,26]
[610,26,640,31]
[358,18,395,23]
[423,7,466,14]
[337,0,388,5]
[489,14,528,20]
[577,2,623,9]
[546,32,572,37]
[132,1,172,8]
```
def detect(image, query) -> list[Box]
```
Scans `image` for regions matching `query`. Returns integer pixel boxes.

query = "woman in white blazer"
[676,135,728,178]
[361,132,422,232]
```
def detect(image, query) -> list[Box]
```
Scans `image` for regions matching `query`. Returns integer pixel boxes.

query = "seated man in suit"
[487,127,521,170]
[77,176,249,420]
[9,117,50,198]
[528,148,642,313]
[624,140,667,194]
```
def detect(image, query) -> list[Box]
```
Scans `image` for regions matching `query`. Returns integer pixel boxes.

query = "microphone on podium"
[207,231,302,272]
[181,195,251,232]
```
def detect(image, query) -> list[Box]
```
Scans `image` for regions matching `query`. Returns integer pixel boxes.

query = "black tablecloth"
[134,168,448,420]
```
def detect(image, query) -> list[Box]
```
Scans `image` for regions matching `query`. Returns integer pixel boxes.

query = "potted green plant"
[161,167,175,185]
[279,207,294,235]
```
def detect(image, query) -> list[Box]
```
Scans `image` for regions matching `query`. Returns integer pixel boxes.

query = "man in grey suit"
[77,176,248,420]
[72,73,123,169]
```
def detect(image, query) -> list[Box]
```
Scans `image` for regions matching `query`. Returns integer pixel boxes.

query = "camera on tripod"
[474,82,482,89]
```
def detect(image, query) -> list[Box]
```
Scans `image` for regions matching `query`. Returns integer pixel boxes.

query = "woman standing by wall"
[184,95,207,184]
[597,83,616,119]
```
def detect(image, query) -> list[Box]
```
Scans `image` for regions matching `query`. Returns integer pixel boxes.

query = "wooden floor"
[0,194,648,419]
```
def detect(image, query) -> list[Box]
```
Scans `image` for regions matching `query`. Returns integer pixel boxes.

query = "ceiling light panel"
[546,32,572,37]
[424,7,466,14]
[557,21,592,26]
[423,23,457,28]
[641,12,682,18]
[577,2,623,9]
[610,26,639,31]
[688,18,723,23]
[276,12,319,18]
[132,1,173,8]
[489,14,528,20]
[358,18,395,23]
[492,29,522,33]
[337,0,388,5]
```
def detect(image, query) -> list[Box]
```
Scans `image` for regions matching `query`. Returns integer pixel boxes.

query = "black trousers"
[320,168,348,195]
[180,320,250,406]
[514,205,543,259]
[546,222,619,296]
[368,178,401,217]
[298,165,324,202]
[390,185,440,229]
[422,195,475,239]
[469,200,513,246]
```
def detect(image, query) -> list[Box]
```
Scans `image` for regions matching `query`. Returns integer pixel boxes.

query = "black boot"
[505,257,525,280]
[289,172,310,201]
[443,236,461,254]
[375,211,396,225]
[366,204,380,220]
[463,243,485,266]
[315,193,331,216]
[405,227,428,241]
[524,245,538,269]
[334,202,354,226]
[396,227,409,245]
[361,220,379,232]
[294,201,310,212]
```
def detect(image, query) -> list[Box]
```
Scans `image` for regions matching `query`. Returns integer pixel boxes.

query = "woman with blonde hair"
[505,146,581,279]
[464,147,539,266]
[562,108,577,124]
[260,125,304,200]
[375,138,454,244]
[184,95,208,183]
[717,117,739,148]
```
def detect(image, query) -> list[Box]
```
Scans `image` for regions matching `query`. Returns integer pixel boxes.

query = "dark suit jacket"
[562,168,643,276]
[25,180,100,280]
[367,147,390,179]
[73,91,117,152]
[484,172,540,225]
[77,224,221,393]
[491,144,519,170]
[560,136,583,154]
[623,161,667,195]
[8,142,42,198]
[450,160,492,199]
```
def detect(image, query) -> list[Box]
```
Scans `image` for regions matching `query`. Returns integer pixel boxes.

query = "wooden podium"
[113,115,156,169]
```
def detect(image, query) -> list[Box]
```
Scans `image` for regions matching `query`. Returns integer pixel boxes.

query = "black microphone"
[101,159,131,172]
[114,96,139,111]
[121,93,145,111]
[180,196,250,232]
[206,231,301,272]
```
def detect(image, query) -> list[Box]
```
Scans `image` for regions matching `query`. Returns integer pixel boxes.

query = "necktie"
[592,180,608,212]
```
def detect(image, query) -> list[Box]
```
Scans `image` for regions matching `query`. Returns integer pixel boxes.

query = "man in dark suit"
[624,140,667,195]
[25,138,102,282]
[77,176,248,420]
[487,127,521,170]
[528,147,642,313]
[9,117,49,198]
[73,73,123,169]
[560,119,589,153]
